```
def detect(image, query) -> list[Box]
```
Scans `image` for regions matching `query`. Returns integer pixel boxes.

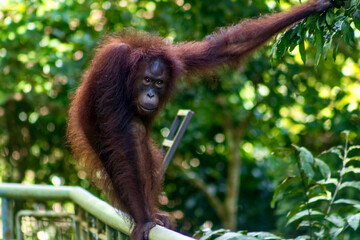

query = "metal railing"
[0,183,195,240]
[161,110,194,171]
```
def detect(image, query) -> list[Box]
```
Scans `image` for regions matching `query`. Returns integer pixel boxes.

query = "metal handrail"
[161,109,194,171]
[0,183,195,240]
[15,210,72,239]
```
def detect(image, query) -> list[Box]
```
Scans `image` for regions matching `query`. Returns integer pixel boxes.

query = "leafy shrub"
[272,131,360,239]
[195,131,360,240]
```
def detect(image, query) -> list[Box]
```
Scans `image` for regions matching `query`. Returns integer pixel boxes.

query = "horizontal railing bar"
[16,210,71,218]
[0,183,195,240]
[15,210,73,240]
[0,184,71,200]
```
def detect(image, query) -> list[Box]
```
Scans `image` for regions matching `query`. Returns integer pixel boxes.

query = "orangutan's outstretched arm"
[175,0,332,73]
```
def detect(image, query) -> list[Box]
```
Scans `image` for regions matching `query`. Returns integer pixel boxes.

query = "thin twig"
[320,132,349,237]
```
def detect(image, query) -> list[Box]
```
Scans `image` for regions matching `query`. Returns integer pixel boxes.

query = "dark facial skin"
[135,58,169,115]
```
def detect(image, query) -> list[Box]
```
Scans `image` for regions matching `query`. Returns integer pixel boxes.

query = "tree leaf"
[288,204,307,220]
[317,178,338,186]
[247,231,281,239]
[296,23,307,64]
[215,232,257,240]
[295,235,311,240]
[304,220,324,228]
[327,214,345,227]
[271,177,299,207]
[329,226,343,238]
[199,229,229,240]
[322,28,335,60]
[326,9,335,25]
[314,30,323,66]
[270,37,281,58]
[353,10,360,30]
[319,145,343,158]
[299,39,307,64]
[276,31,291,58]
[288,27,300,52]
[298,146,315,180]
[315,226,327,239]
[314,158,331,179]
[348,145,360,153]
[308,195,330,204]
[287,209,323,225]
[346,156,360,165]
[347,213,360,231]
[339,181,360,191]
[333,198,360,205]
[298,220,312,229]
[342,21,355,47]
[323,37,332,60]
[340,166,360,175]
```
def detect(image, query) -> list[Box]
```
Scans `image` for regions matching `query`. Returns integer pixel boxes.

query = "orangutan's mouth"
[138,104,157,113]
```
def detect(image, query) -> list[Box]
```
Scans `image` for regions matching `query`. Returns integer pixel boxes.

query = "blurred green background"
[0,0,359,238]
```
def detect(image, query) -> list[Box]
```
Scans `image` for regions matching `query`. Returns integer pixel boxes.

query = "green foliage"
[272,0,359,64]
[273,131,360,239]
[196,228,282,240]
[195,131,360,239]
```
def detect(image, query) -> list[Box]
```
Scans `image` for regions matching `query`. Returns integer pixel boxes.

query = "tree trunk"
[223,127,241,230]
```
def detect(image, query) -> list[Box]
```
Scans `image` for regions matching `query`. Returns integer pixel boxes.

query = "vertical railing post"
[106,225,114,240]
[118,230,128,240]
[161,110,194,171]
[74,205,82,240]
[1,198,15,240]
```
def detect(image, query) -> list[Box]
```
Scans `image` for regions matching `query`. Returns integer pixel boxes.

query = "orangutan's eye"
[143,77,151,85]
